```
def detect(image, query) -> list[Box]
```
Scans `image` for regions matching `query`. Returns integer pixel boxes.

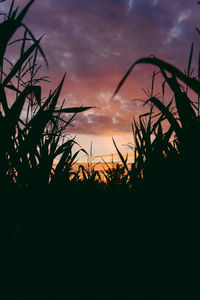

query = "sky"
[1,0,200,161]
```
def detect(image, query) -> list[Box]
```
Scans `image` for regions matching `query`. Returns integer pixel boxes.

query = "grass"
[1,1,200,299]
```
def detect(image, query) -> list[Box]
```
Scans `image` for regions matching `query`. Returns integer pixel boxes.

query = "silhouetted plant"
[113,43,200,200]
[102,159,129,189]
[0,0,91,188]
[78,143,102,185]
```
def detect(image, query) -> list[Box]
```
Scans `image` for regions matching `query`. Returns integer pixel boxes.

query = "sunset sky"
[1,0,200,161]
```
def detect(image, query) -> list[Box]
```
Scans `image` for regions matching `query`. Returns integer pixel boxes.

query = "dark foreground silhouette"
[1,181,200,300]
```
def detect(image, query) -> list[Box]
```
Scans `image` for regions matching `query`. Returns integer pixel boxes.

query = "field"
[1,1,200,299]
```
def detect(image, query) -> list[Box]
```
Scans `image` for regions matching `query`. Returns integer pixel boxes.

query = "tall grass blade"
[0,84,9,114]
[20,28,27,58]
[146,97,183,141]
[168,77,196,128]
[48,73,66,111]
[151,70,156,97]
[112,137,129,174]
[22,25,48,67]
[15,0,35,24]
[53,139,76,158]
[54,106,93,113]
[53,140,74,174]
[113,57,200,98]
[8,0,15,19]
[6,86,40,125]
[3,38,42,86]
[150,100,173,134]
[187,43,194,76]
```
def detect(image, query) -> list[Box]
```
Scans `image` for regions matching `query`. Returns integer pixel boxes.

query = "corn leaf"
[15,0,35,25]
[187,43,194,76]
[147,97,183,142]
[112,137,129,174]
[0,85,9,114]
[113,56,200,98]
[54,106,93,114]
[3,38,41,86]
[48,73,66,111]
[166,76,196,128]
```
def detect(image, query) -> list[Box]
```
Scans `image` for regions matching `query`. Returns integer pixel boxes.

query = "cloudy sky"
[1,0,200,159]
